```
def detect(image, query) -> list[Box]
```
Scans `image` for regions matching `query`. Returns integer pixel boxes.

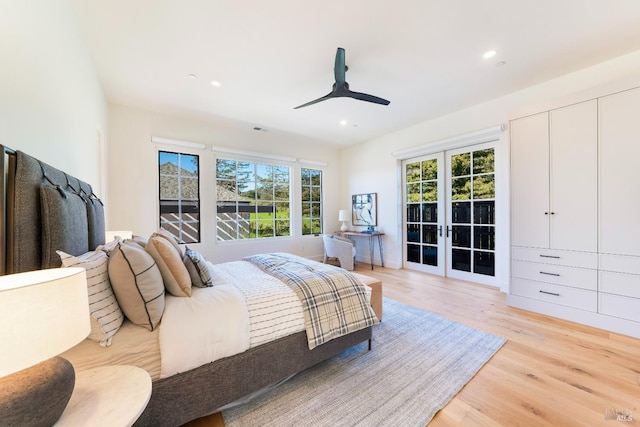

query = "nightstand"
[54,365,151,427]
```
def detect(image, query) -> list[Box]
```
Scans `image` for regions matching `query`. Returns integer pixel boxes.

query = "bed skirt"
[134,326,373,426]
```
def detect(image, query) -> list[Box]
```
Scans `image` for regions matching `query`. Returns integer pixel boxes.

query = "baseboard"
[507,294,640,339]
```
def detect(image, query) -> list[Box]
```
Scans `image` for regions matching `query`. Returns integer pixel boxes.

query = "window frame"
[301,167,323,236]
[158,150,201,244]
[215,156,293,242]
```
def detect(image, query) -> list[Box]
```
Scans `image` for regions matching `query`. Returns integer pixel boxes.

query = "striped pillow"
[183,246,213,287]
[57,249,124,346]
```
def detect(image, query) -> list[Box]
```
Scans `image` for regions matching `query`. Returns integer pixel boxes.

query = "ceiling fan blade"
[294,47,390,109]
[334,47,346,87]
[347,90,391,106]
[293,92,335,109]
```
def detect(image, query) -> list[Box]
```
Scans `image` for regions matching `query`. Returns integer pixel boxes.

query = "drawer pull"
[539,255,560,259]
[539,271,560,277]
[539,290,560,297]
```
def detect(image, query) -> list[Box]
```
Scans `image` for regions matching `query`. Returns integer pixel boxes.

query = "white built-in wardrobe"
[509,85,640,339]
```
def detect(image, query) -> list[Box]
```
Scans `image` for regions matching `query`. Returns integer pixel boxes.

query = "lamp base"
[0,356,75,427]
[340,222,348,232]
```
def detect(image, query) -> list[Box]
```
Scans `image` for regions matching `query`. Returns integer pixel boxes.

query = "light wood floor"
[185,263,640,427]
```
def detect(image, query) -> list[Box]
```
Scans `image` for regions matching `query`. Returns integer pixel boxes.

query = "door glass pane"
[473,149,494,174]
[422,203,437,222]
[422,182,438,201]
[451,177,471,200]
[407,204,420,222]
[422,246,438,266]
[407,244,421,263]
[473,175,495,199]
[406,162,421,182]
[422,225,438,244]
[473,226,495,250]
[451,153,470,176]
[474,251,495,276]
[407,183,420,202]
[422,159,438,180]
[407,224,420,243]
[452,249,471,272]
[473,201,495,224]
[451,202,470,223]
[452,225,471,248]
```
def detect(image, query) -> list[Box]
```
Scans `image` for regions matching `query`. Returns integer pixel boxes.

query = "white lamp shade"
[338,210,349,222]
[0,267,90,377]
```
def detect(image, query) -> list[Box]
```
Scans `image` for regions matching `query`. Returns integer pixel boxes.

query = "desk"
[55,365,151,427]
[336,231,385,270]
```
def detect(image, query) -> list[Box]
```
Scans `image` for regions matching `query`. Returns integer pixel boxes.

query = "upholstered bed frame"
[0,146,372,426]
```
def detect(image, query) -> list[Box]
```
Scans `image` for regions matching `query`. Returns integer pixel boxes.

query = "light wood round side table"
[54,365,152,427]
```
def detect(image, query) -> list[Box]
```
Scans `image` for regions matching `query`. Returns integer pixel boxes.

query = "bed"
[0,146,377,426]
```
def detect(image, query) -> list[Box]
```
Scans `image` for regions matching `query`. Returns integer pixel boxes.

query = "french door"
[403,143,496,285]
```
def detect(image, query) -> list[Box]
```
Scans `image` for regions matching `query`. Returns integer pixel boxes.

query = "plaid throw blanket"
[244,253,378,349]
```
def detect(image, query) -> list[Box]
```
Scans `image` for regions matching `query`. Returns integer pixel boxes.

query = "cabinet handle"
[539,271,560,277]
[544,212,549,215]
[446,226,451,238]
[438,225,443,237]
[539,255,560,259]
[539,290,560,297]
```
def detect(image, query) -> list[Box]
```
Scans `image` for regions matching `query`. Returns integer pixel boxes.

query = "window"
[216,158,291,240]
[158,151,200,243]
[301,168,322,235]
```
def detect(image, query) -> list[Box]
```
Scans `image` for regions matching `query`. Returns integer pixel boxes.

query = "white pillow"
[57,249,124,346]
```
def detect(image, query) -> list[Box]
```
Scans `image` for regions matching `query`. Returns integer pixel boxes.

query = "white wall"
[341,49,640,290]
[107,104,343,262]
[0,0,107,188]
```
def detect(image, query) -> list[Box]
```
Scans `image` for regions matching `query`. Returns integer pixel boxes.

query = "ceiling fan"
[294,47,390,109]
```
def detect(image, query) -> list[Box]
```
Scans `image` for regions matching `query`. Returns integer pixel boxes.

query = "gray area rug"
[223,297,506,427]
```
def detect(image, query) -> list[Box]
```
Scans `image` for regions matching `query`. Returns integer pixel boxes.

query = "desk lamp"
[338,209,349,232]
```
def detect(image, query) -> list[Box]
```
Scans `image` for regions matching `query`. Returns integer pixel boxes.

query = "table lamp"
[0,267,90,426]
[338,209,349,232]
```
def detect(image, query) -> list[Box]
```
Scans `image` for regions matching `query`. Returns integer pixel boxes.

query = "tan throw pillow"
[152,228,183,257]
[109,241,165,331]
[146,236,192,297]
[183,246,213,288]
[57,249,124,346]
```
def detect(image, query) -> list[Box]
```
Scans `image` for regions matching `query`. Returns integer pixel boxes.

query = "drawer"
[512,246,597,268]
[599,271,640,299]
[600,253,640,275]
[512,260,597,291]
[599,293,640,323]
[511,278,597,312]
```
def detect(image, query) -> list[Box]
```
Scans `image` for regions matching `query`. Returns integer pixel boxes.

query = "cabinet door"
[600,87,640,256]
[549,100,598,252]
[511,112,549,248]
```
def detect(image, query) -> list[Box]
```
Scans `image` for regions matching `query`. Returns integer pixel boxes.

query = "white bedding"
[64,259,373,382]
[159,282,250,378]
[213,261,305,347]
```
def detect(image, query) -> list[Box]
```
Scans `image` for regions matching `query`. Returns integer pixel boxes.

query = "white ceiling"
[69,0,640,146]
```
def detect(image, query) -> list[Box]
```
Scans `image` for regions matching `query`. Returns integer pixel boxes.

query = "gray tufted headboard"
[1,145,105,275]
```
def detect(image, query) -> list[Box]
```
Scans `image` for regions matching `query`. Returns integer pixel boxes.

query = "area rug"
[223,297,506,427]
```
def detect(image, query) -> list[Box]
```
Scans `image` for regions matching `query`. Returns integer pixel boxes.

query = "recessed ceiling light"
[187,73,198,79]
[339,120,348,126]
[483,50,497,59]
[211,81,221,87]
